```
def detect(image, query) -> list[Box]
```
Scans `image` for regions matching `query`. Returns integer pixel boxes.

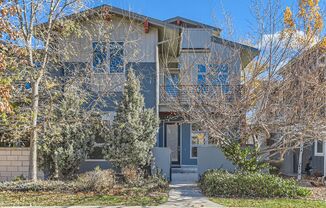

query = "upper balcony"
[159,84,240,111]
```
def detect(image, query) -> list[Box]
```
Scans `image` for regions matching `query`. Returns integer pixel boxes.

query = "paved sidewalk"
[160,183,223,208]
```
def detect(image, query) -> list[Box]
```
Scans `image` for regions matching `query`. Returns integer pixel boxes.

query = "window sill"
[84,159,107,162]
[314,153,324,157]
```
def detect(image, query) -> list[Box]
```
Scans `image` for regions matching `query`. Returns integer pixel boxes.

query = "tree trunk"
[297,141,304,180]
[53,150,59,180]
[29,81,40,181]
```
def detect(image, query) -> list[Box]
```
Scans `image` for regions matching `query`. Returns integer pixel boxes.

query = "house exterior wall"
[197,146,236,176]
[60,17,158,63]
[312,143,324,174]
[60,17,159,111]
[0,148,30,181]
[280,144,323,176]
[56,16,159,172]
[181,28,212,49]
[152,147,171,181]
[178,35,241,87]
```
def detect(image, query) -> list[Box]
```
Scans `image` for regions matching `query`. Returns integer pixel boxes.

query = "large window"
[86,133,105,160]
[165,73,179,97]
[86,112,116,160]
[191,123,209,158]
[92,41,124,74]
[314,140,324,157]
[109,42,124,73]
[197,64,230,94]
[209,64,229,93]
[197,64,207,93]
[93,42,107,72]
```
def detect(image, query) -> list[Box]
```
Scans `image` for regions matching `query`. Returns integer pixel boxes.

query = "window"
[92,41,124,73]
[191,123,209,158]
[208,64,229,93]
[87,133,105,160]
[109,42,124,73]
[314,140,324,157]
[197,64,230,94]
[197,64,207,93]
[93,42,107,72]
[86,112,116,160]
[165,73,179,97]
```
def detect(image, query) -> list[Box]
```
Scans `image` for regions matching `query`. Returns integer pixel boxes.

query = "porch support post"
[155,45,160,118]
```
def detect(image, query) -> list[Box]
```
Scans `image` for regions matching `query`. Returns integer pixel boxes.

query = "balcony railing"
[159,84,240,104]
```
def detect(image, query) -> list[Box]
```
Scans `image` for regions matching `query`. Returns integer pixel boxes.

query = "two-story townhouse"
[35,4,259,181]
[273,39,326,177]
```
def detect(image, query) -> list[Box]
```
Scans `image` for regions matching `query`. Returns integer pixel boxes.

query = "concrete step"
[171,167,198,173]
[171,172,198,183]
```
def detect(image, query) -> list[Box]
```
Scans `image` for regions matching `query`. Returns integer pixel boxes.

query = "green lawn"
[210,197,326,208]
[0,191,168,206]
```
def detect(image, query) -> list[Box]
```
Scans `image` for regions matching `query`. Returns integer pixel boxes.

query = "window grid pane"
[109,42,124,73]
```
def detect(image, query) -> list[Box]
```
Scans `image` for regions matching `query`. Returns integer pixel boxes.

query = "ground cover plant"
[0,169,169,206]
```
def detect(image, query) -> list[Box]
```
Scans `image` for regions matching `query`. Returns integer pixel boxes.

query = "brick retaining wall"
[0,148,30,181]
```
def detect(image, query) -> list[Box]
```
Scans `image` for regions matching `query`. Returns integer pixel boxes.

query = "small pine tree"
[39,87,99,180]
[103,69,158,171]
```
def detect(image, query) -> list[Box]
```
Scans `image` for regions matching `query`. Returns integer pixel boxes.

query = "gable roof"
[165,16,221,32]
[279,37,326,75]
[37,4,181,31]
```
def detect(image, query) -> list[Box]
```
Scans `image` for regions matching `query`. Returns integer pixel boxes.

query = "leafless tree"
[162,0,325,176]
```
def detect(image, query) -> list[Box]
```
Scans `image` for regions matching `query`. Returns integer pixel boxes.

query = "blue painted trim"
[181,123,197,165]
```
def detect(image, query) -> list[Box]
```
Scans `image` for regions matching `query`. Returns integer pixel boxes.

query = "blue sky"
[93,0,325,42]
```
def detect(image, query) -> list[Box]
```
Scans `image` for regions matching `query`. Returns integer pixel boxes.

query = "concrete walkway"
[160,183,223,208]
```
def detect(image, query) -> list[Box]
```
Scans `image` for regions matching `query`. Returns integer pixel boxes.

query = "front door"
[165,123,180,165]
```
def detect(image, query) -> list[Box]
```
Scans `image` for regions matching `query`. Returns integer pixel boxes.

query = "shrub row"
[199,170,311,198]
[0,169,168,194]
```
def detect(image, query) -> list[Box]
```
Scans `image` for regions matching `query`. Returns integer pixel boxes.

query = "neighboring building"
[276,39,326,177]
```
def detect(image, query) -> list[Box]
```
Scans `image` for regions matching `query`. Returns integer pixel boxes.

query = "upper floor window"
[92,41,124,74]
[197,64,207,93]
[209,64,229,86]
[197,64,229,93]
[109,42,124,73]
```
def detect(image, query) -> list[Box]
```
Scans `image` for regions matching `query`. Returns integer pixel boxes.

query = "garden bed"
[0,169,169,206]
[0,190,167,206]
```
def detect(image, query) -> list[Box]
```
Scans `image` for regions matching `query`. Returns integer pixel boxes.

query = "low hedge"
[0,169,168,194]
[199,170,311,198]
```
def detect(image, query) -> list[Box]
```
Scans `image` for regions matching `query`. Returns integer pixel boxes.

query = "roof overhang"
[35,4,182,56]
[211,36,260,68]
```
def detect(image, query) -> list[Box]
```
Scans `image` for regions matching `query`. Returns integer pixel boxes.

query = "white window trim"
[190,124,209,159]
[314,140,324,157]
[92,41,125,74]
